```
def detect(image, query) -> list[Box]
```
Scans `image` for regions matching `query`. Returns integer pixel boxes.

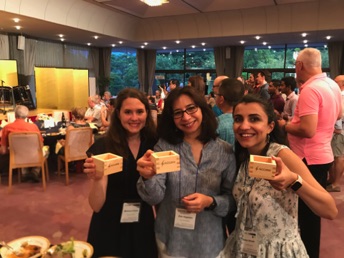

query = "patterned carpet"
[0,171,343,257]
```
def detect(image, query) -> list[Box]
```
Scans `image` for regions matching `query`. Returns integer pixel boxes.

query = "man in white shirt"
[85,95,102,127]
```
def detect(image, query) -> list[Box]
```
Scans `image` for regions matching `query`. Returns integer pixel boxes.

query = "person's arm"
[83,157,108,212]
[285,114,317,138]
[270,149,338,219]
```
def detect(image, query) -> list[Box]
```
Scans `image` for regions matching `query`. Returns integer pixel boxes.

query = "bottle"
[61,112,66,128]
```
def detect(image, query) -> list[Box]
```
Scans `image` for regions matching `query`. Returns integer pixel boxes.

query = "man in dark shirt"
[268,79,285,116]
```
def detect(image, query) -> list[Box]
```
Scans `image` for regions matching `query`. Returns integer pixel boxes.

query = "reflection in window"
[156,49,184,70]
[110,47,138,95]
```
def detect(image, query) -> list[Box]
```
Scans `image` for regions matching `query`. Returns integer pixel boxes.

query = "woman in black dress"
[83,88,158,258]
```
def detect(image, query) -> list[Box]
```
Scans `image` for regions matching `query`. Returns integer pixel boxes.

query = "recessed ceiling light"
[326,36,331,40]
[144,42,148,45]
[141,45,145,48]
[175,40,180,44]
[201,42,206,46]
[301,33,307,37]
[176,50,179,52]
[303,40,308,44]
[60,38,65,42]
[268,46,271,49]
[304,44,308,47]
[191,45,196,48]
[15,26,21,30]
[13,18,20,23]
[203,49,206,51]
[255,36,261,40]
[87,43,91,46]
[58,34,64,38]
[262,42,267,45]
[162,46,167,49]
[240,40,245,44]
[94,36,99,39]
[119,41,123,44]
[111,44,116,47]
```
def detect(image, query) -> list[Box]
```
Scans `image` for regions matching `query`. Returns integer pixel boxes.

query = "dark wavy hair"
[158,86,218,145]
[233,94,286,170]
[105,88,157,157]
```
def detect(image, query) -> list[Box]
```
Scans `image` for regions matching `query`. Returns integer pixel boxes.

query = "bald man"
[327,75,344,192]
[283,48,341,258]
[212,75,228,117]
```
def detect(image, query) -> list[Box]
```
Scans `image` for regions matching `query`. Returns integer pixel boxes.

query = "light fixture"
[191,45,196,48]
[240,40,245,44]
[262,42,267,45]
[119,41,123,44]
[141,0,169,7]
[162,46,167,49]
[60,38,65,42]
[15,25,21,30]
[111,44,116,47]
[304,44,308,47]
[303,40,308,44]
[94,36,99,39]
[141,45,145,48]
[175,40,180,44]
[144,42,148,45]
[58,34,64,38]
[301,33,307,37]
[201,42,206,46]
[87,43,91,46]
[326,36,331,40]
[255,36,261,40]
[13,18,20,23]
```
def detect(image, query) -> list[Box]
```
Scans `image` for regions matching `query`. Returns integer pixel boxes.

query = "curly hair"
[158,87,218,145]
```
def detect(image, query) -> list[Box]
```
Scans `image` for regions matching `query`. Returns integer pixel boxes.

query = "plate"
[49,240,93,258]
[0,236,50,258]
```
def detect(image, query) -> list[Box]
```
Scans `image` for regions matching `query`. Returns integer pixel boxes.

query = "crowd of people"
[0,47,342,258]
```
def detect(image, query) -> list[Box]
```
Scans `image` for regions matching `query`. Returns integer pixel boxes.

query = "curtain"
[228,46,245,78]
[90,48,99,78]
[214,47,226,76]
[137,49,145,92]
[35,41,64,67]
[137,49,157,94]
[103,47,112,79]
[328,41,344,78]
[0,34,10,59]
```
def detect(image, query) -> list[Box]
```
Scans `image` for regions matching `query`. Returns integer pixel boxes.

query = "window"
[110,47,138,95]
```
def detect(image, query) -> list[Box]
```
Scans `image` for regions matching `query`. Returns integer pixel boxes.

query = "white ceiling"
[0,0,343,49]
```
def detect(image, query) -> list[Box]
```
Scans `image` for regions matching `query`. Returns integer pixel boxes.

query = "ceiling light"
[303,40,308,44]
[175,40,180,44]
[268,46,271,49]
[203,49,206,51]
[87,43,91,46]
[162,46,167,49]
[262,42,267,45]
[60,38,65,42]
[119,41,123,44]
[191,45,196,48]
[201,42,206,46]
[94,36,99,39]
[111,44,116,47]
[58,34,64,38]
[326,36,331,40]
[141,0,169,7]
[176,50,179,52]
[144,42,148,45]
[141,45,145,48]
[301,33,307,37]
[15,25,21,30]
[255,36,260,40]
[13,18,20,23]
[304,44,308,47]
[240,40,245,44]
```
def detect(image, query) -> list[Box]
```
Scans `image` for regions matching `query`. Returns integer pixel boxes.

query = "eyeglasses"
[173,105,199,119]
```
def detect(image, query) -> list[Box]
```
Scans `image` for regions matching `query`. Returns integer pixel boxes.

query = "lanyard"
[178,143,201,204]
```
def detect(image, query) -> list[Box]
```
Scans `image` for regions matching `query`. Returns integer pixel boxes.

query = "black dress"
[87,137,158,258]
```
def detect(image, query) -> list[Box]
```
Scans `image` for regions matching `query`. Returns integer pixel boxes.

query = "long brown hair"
[105,88,157,157]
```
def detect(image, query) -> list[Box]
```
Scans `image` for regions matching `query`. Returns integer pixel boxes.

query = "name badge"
[174,208,196,230]
[240,230,258,256]
[120,202,141,223]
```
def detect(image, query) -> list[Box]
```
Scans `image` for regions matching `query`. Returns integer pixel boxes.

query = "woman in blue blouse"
[137,86,237,258]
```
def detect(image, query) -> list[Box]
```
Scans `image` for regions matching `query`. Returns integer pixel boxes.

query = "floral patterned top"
[220,142,309,258]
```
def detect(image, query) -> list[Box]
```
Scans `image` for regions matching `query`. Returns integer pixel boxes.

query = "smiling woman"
[82,88,158,258]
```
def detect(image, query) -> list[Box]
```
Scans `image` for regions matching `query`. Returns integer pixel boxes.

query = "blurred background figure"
[188,75,206,96]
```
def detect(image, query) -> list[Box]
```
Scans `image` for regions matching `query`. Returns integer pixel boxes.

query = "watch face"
[291,181,302,191]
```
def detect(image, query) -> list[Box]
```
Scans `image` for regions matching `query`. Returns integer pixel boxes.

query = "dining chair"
[8,131,49,193]
[57,127,93,185]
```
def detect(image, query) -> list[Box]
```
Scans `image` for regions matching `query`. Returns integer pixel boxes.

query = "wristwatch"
[289,174,303,191]
[205,196,217,211]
